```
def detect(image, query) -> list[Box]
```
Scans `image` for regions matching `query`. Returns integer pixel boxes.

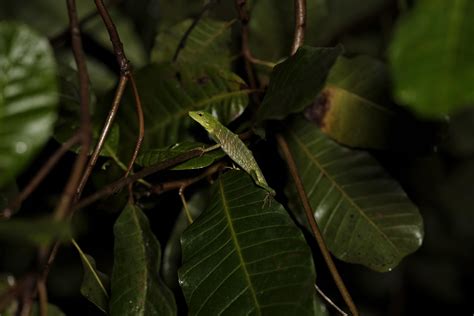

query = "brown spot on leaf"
[304,88,332,128]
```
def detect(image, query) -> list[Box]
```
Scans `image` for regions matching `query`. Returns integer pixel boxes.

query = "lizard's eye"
[198,113,202,116]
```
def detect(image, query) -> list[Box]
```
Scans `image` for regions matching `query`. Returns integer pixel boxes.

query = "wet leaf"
[284,116,423,272]
[72,239,109,314]
[389,0,474,117]
[110,204,176,315]
[0,22,59,186]
[179,170,319,315]
[256,46,342,122]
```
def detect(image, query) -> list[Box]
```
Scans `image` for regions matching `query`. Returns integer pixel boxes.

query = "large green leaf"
[256,46,342,122]
[72,239,109,314]
[152,18,234,68]
[0,218,71,245]
[0,22,58,187]
[389,0,474,117]
[118,64,249,150]
[136,141,225,170]
[284,117,423,272]
[179,170,319,315]
[110,204,176,316]
[162,189,209,290]
[306,55,397,149]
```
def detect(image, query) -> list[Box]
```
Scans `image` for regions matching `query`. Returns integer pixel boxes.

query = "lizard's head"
[189,111,216,133]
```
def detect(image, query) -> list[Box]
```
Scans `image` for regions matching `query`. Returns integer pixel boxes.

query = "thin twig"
[172,0,219,62]
[152,162,225,195]
[283,2,359,312]
[94,0,129,74]
[76,75,128,197]
[77,0,145,197]
[49,0,120,48]
[37,278,48,316]
[53,0,92,222]
[276,134,359,316]
[314,284,348,316]
[38,0,93,294]
[1,134,80,219]
[75,149,205,210]
[234,0,276,68]
[290,0,307,55]
[125,74,145,177]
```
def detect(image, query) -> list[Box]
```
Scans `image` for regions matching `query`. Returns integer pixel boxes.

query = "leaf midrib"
[147,89,253,133]
[217,178,261,315]
[288,128,401,255]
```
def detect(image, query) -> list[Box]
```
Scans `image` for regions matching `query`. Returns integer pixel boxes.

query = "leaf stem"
[276,133,359,316]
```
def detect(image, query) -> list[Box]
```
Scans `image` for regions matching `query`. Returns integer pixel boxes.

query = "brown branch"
[172,0,219,62]
[52,0,93,222]
[1,134,80,219]
[75,148,204,210]
[152,162,225,195]
[76,75,128,197]
[77,0,145,197]
[290,0,307,55]
[125,74,145,177]
[234,0,276,68]
[276,134,359,316]
[49,0,120,48]
[37,278,48,316]
[94,0,129,74]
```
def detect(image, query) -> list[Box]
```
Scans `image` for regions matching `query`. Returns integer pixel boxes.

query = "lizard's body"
[189,111,275,197]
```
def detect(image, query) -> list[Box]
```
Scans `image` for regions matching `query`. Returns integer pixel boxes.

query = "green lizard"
[189,111,276,197]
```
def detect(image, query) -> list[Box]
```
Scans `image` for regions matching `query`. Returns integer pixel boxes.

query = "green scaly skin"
[189,111,276,197]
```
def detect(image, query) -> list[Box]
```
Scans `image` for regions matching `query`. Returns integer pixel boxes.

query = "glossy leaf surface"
[119,64,248,150]
[179,170,318,315]
[72,240,109,314]
[0,22,58,186]
[256,46,341,122]
[284,117,423,271]
[110,204,176,316]
[389,0,474,117]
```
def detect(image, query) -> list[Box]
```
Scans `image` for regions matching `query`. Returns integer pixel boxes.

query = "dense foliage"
[1,0,473,315]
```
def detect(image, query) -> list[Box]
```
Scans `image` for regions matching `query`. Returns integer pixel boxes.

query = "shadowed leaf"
[72,240,109,314]
[110,204,176,315]
[0,22,58,186]
[152,18,235,68]
[118,64,249,151]
[179,170,320,315]
[284,116,423,272]
[256,46,342,122]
